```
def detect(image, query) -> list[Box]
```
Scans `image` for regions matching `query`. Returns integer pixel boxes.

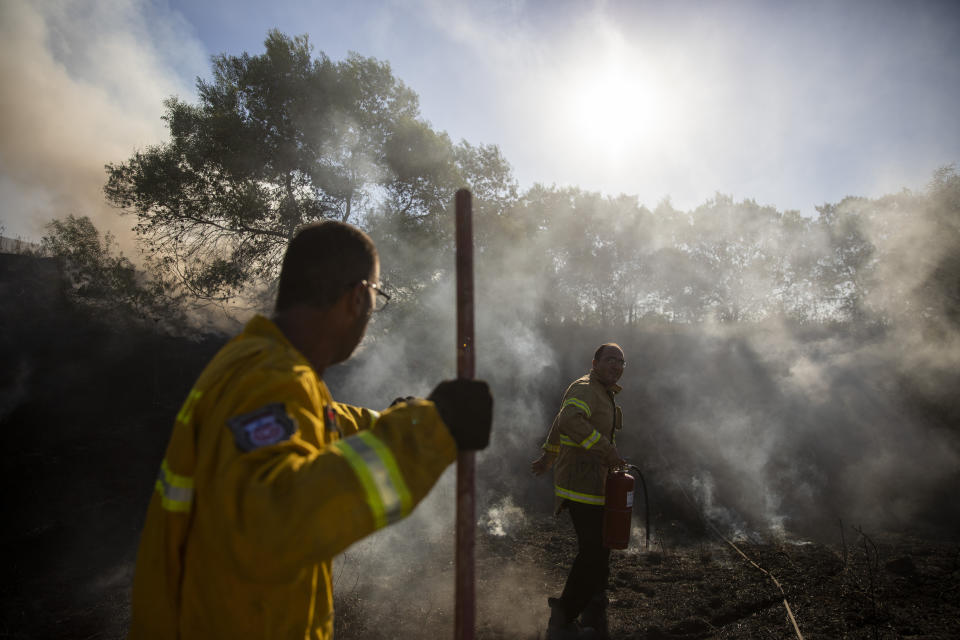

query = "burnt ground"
[2,254,959,639]
[332,512,960,640]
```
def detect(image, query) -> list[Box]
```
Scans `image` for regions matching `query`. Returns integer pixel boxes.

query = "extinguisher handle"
[610,461,639,474]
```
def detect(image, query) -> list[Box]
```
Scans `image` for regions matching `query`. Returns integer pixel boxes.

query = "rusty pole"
[454,188,476,640]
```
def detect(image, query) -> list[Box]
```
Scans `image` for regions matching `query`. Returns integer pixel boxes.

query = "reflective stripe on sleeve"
[155,458,194,513]
[581,430,601,450]
[559,435,578,447]
[333,431,413,530]
[543,443,561,453]
[559,431,603,449]
[554,485,605,505]
[562,397,591,417]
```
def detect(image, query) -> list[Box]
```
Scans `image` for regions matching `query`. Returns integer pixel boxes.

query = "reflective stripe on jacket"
[542,371,622,513]
[129,314,456,640]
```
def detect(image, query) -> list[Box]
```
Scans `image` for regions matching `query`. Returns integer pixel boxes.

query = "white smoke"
[481,494,526,537]
[0,0,205,244]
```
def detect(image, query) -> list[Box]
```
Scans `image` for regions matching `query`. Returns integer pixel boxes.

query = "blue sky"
[1,0,958,242]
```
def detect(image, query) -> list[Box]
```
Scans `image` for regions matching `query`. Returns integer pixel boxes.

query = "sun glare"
[555,47,675,162]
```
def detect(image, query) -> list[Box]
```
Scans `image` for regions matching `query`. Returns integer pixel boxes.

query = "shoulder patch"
[228,403,297,452]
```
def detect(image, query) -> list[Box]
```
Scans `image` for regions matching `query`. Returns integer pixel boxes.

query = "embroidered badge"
[227,403,296,452]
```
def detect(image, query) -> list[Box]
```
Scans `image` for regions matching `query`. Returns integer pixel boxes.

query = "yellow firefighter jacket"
[542,371,622,513]
[128,315,457,639]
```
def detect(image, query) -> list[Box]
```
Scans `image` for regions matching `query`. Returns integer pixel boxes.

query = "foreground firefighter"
[531,343,626,640]
[129,221,493,639]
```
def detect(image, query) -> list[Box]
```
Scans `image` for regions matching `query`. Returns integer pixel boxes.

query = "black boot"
[547,597,597,640]
[579,593,608,640]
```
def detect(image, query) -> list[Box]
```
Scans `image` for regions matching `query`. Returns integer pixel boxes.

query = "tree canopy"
[105,30,515,301]
[102,30,959,333]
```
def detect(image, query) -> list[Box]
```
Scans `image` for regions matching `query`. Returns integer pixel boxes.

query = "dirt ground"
[330,510,960,640]
[5,500,959,639]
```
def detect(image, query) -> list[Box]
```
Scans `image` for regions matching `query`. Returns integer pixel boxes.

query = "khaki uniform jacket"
[128,315,456,639]
[542,371,622,513]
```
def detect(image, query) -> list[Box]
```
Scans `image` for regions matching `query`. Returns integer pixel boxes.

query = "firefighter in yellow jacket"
[128,221,492,639]
[531,343,626,640]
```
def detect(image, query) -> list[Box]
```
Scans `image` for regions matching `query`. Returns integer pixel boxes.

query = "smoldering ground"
[327,323,960,634]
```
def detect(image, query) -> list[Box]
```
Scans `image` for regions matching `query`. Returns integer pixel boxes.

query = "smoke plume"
[316,178,960,634]
[0,0,204,244]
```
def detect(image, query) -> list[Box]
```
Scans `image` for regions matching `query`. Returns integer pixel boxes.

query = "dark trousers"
[560,500,610,619]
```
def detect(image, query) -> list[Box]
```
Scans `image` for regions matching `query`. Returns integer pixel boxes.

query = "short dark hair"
[275,221,378,312]
[594,343,623,361]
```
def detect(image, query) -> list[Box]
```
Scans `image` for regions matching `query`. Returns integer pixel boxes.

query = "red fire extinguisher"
[603,464,650,550]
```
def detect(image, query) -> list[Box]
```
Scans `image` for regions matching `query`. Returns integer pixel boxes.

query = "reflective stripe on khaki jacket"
[129,315,456,640]
[542,371,622,513]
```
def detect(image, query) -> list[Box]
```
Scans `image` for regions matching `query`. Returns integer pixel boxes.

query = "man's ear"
[349,282,370,317]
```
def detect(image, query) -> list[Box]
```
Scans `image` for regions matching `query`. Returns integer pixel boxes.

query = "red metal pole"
[454,188,475,640]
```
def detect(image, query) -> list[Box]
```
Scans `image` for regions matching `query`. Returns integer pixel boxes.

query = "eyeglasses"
[360,280,391,312]
[601,356,626,367]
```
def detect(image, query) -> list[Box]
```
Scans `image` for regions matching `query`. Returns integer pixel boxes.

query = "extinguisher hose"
[624,464,650,551]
